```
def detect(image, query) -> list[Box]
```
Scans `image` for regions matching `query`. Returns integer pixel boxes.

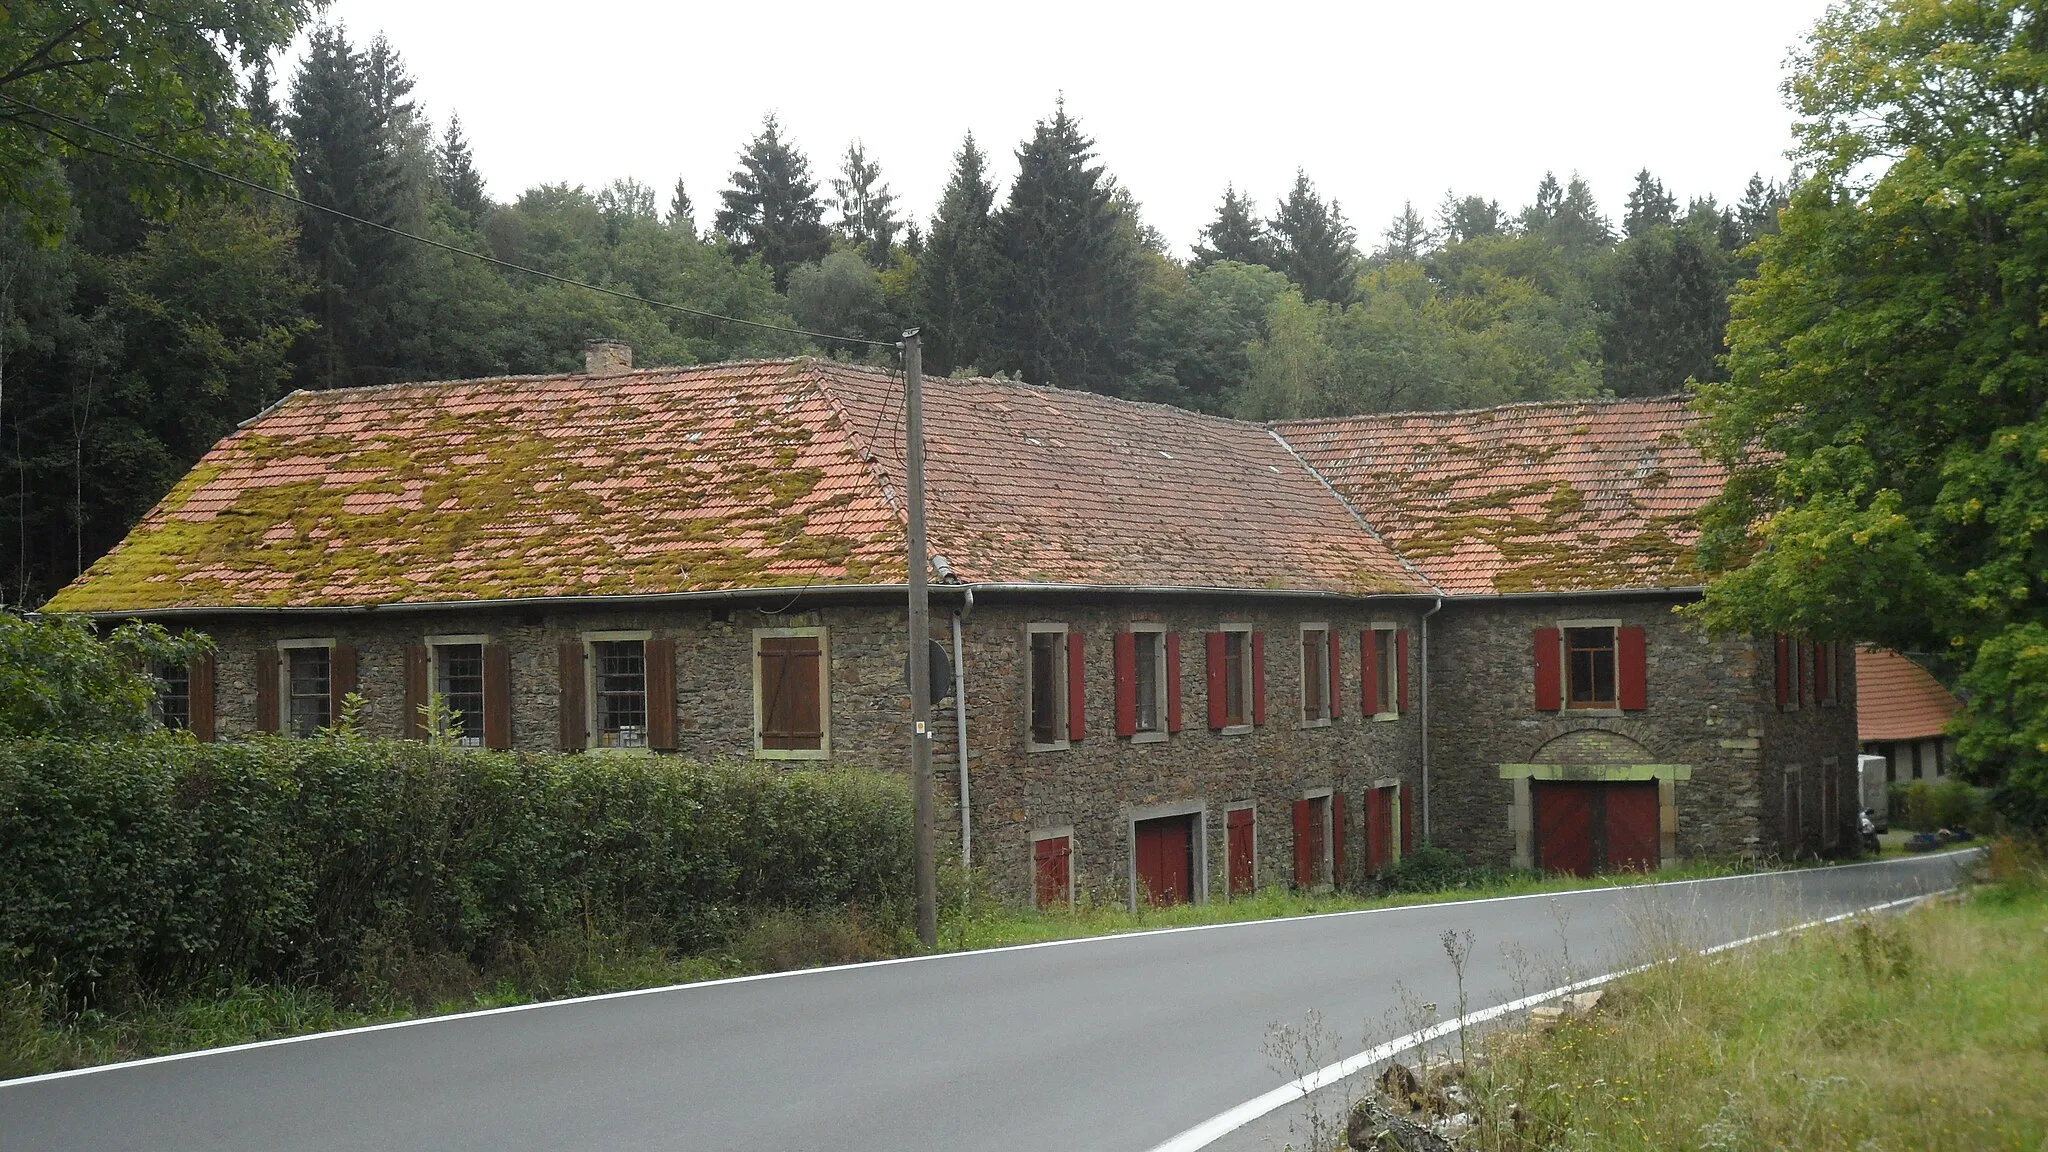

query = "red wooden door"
[1366,787,1393,873]
[1226,808,1255,896]
[1604,782,1659,872]
[1034,835,1071,909]
[1136,815,1195,905]
[1535,781,1597,877]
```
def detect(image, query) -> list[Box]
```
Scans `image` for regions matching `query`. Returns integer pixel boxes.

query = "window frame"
[1557,618,1622,715]
[154,659,192,731]
[1129,623,1169,744]
[425,632,490,747]
[753,625,831,760]
[581,629,652,753]
[1298,622,1332,728]
[1367,622,1401,720]
[1218,623,1255,735]
[1025,623,1070,752]
[276,637,335,738]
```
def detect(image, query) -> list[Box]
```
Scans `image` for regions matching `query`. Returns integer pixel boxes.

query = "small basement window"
[1027,624,1068,750]
[432,641,487,747]
[756,628,829,758]
[1565,626,1617,709]
[591,639,648,749]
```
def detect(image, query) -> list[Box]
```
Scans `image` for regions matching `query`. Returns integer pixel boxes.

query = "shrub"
[1894,778,1988,832]
[0,611,209,739]
[1372,845,1476,893]
[0,736,911,1005]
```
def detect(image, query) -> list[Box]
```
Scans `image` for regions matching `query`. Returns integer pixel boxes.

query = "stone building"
[47,354,1861,904]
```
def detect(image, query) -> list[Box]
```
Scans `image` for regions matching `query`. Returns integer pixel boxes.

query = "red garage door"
[1535,781,1659,877]
[1136,814,1197,906]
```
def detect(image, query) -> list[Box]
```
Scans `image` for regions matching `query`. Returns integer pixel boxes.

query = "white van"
[1857,753,1890,832]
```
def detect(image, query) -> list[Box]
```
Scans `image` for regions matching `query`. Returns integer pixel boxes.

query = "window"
[1132,628,1165,738]
[1300,625,1331,725]
[591,639,647,749]
[1565,626,1617,709]
[1368,626,1400,716]
[1223,629,1249,727]
[756,628,828,758]
[432,641,487,746]
[1024,623,1073,750]
[155,661,191,730]
[286,645,332,737]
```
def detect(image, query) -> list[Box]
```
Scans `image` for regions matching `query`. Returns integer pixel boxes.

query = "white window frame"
[753,625,831,761]
[276,637,335,738]
[1218,622,1255,736]
[1129,623,1169,744]
[1367,621,1402,720]
[1032,825,1077,909]
[1557,617,1624,717]
[1298,622,1332,729]
[424,633,490,746]
[1025,623,1070,753]
[581,629,652,753]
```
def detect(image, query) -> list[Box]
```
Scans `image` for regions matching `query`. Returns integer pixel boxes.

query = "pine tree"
[667,178,695,235]
[912,133,999,375]
[987,101,1140,391]
[1521,171,1613,254]
[714,114,830,291]
[1268,170,1357,304]
[439,113,486,217]
[1437,192,1503,244]
[1735,173,1788,246]
[1191,186,1272,269]
[832,140,900,268]
[1376,200,1433,263]
[1622,169,1677,239]
[244,61,280,134]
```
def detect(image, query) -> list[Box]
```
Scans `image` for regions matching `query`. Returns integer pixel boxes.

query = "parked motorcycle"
[1860,808,1881,855]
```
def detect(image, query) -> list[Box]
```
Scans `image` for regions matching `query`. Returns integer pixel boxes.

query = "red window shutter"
[1328,633,1343,720]
[1397,630,1412,714]
[1164,632,1185,733]
[329,644,358,719]
[646,638,677,750]
[189,654,216,743]
[1330,792,1347,882]
[1401,782,1414,858]
[558,640,586,751]
[1775,633,1790,710]
[1617,626,1648,711]
[483,642,513,750]
[1066,632,1086,742]
[1113,631,1137,738]
[404,643,429,740]
[254,648,279,733]
[1361,631,1379,716]
[1205,632,1227,730]
[1533,628,1562,711]
[1251,631,1267,726]
[1291,799,1313,888]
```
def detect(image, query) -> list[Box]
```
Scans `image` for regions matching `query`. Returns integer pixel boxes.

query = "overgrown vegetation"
[1887,778,1989,833]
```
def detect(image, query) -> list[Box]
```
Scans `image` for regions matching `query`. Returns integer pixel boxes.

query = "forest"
[3,22,1785,607]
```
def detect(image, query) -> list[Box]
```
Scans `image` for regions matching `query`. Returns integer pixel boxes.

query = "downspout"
[952,587,975,878]
[1420,595,1444,843]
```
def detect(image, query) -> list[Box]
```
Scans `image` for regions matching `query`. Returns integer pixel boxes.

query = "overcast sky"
[298,1,1833,256]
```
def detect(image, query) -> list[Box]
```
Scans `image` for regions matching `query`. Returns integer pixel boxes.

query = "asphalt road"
[0,852,1974,1152]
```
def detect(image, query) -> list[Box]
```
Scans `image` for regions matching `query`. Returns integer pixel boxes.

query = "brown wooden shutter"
[1400,782,1414,858]
[483,642,513,750]
[1330,792,1347,883]
[1617,625,1648,711]
[646,638,677,751]
[1165,632,1182,734]
[1251,631,1267,726]
[1206,632,1227,730]
[1292,799,1313,888]
[1396,630,1412,714]
[1113,631,1137,738]
[1533,627,1562,712]
[788,640,823,748]
[1065,631,1086,742]
[1361,631,1379,715]
[1774,633,1790,710]
[189,653,216,743]
[404,643,429,740]
[1328,632,1343,720]
[254,647,279,733]
[558,640,586,751]
[329,644,358,721]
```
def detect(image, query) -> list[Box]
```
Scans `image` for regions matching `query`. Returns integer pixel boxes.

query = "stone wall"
[1760,642,1862,858]
[185,593,1428,905]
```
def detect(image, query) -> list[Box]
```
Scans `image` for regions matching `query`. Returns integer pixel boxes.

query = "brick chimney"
[584,340,632,375]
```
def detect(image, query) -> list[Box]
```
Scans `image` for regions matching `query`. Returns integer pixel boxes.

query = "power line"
[0,94,899,350]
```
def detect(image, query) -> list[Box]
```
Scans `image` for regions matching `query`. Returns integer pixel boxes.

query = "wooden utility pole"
[904,330,938,947]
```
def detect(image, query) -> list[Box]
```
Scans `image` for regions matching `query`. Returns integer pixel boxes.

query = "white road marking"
[1141,890,1943,1152]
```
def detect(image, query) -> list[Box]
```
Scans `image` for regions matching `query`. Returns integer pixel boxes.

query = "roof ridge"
[272,357,822,400]
[1271,391,1697,431]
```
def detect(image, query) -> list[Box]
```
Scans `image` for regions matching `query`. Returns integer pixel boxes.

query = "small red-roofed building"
[1854,646,1960,787]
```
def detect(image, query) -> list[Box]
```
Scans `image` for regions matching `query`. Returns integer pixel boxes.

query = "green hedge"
[0,736,911,1003]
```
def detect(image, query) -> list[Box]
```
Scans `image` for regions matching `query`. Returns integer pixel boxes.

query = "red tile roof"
[1855,647,1961,742]
[46,359,1426,612]
[1273,397,1725,594]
